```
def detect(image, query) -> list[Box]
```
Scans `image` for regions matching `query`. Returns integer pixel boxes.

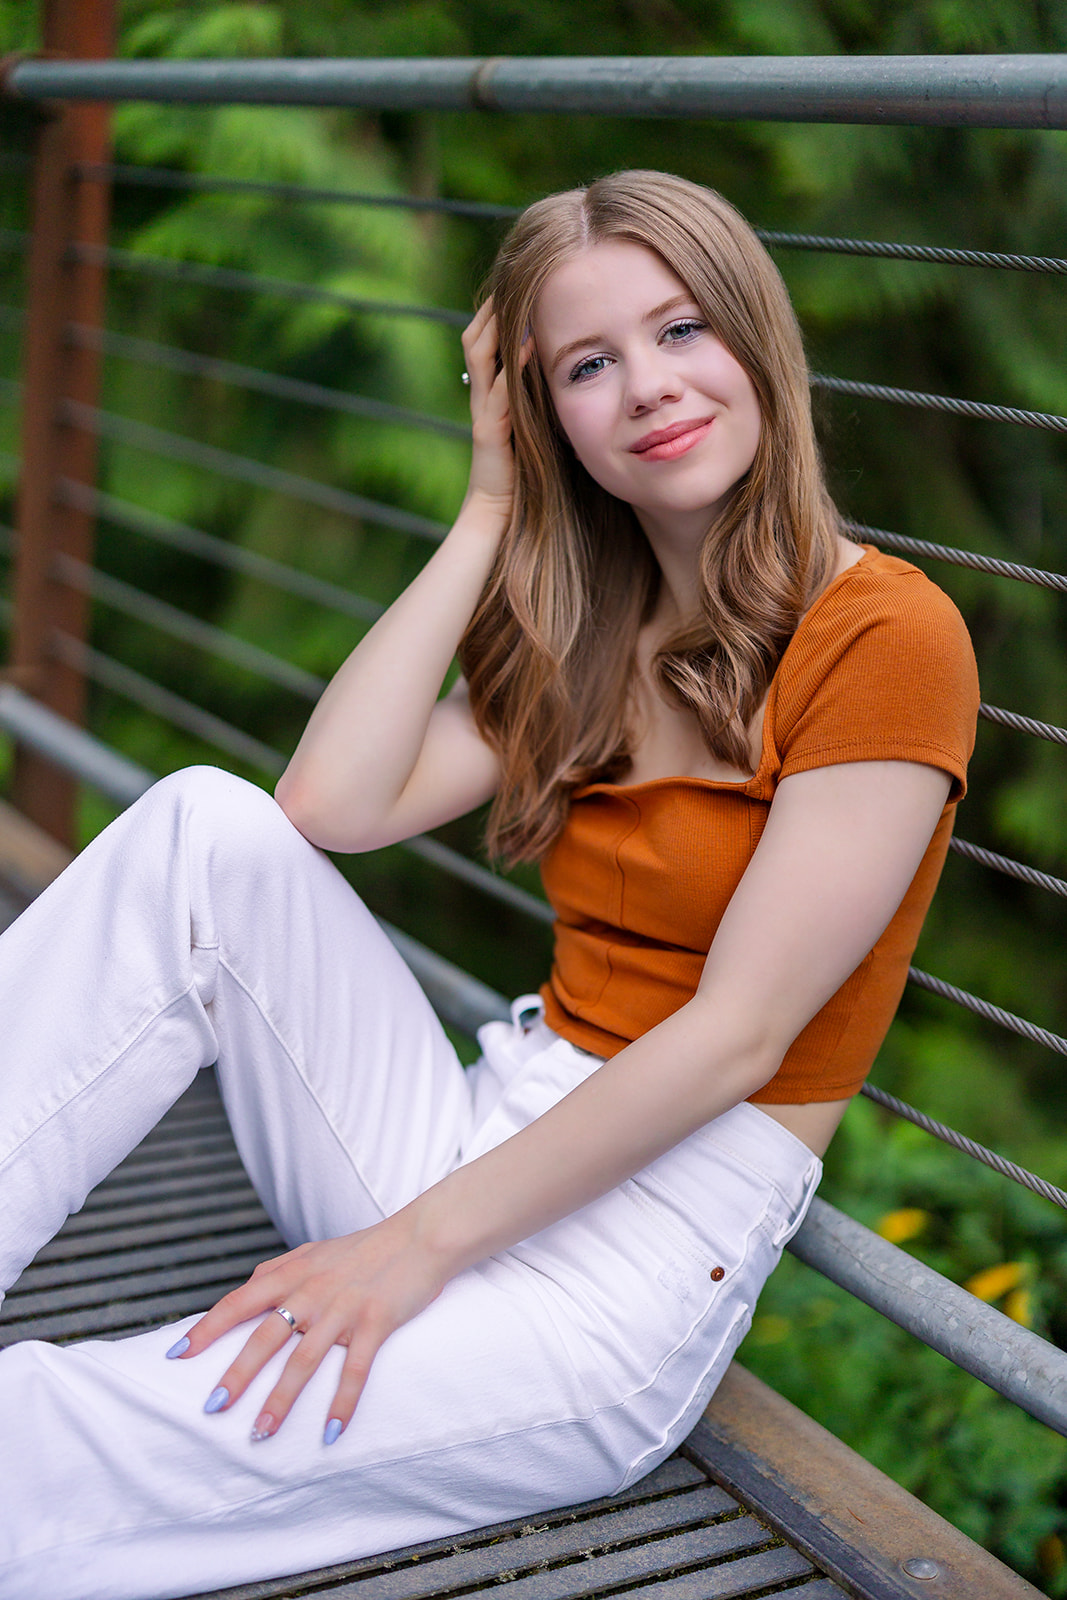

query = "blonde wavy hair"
[459,170,842,863]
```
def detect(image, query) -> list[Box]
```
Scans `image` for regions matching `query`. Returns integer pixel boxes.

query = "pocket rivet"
[710,1266,725,1282]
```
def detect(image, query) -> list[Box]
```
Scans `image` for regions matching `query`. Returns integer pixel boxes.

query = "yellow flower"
[964,1262,1027,1302]
[750,1314,790,1346]
[1003,1288,1032,1327]
[876,1208,930,1244]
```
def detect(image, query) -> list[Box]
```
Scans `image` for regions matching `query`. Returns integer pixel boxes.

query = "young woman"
[0,170,978,1599]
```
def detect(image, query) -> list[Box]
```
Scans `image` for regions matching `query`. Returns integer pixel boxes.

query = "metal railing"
[1,51,1067,1438]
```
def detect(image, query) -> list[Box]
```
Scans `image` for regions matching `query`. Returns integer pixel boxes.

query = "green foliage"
[1,0,1066,1588]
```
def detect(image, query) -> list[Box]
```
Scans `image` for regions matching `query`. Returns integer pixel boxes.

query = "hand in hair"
[461,298,527,514]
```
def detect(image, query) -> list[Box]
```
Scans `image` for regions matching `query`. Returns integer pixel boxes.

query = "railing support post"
[7,0,115,844]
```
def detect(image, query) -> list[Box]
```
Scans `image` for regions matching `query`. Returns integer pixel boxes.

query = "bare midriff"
[752,1097,852,1158]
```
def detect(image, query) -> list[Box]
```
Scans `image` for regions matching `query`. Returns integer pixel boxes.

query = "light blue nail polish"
[165,1335,190,1360]
[323,1417,343,1447]
[203,1386,229,1414]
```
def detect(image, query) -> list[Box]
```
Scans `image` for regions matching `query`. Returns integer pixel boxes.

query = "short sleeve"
[773,559,980,802]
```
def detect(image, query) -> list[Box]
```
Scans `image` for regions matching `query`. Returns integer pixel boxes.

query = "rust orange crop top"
[538,547,981,1103]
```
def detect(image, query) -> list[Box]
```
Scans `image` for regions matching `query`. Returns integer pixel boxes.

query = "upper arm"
[693,759,952,1068]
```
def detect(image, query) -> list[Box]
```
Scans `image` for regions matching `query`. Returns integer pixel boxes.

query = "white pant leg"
[0,1011,821,1600]
[0,765,472,1291]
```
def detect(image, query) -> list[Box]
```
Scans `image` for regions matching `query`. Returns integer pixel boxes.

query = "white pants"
[0,767,822,1600]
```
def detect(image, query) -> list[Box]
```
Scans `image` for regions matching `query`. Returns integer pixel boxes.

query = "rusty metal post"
[6,0,115,844]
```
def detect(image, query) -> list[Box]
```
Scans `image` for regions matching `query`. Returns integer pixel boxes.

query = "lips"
[629,417,714,461]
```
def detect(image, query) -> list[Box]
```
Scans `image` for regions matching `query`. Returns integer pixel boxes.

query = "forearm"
[405,998,776,1281]
[276,492,505,842]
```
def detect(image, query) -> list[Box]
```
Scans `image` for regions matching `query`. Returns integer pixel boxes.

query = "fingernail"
[165,1336,190,1360]
[323,1417,343,1447]
[250,1412,276,1442]
[203,1386,230,1414]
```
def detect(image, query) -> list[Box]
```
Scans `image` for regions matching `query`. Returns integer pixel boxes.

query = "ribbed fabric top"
[539,547,980,1103]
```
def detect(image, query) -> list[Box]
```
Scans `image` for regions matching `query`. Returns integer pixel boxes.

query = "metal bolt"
[902,1557,941,1580]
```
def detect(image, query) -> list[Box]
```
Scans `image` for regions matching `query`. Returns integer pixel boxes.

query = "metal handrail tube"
[64,321,471,441]
[5,56,1067,130]
[787,1197,1067,1437]
[54,480,384,624]
[57,397,449,542]
[52,551,328,702]
[71,241,470,328]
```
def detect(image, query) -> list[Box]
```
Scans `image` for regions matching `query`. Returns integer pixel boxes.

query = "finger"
[250,1313,355,1441]
[461,297,493,351]
[178,1266,295,1358]
[467,313,505,388]
[205,1304,303,1417]
[321,1335,381,1444]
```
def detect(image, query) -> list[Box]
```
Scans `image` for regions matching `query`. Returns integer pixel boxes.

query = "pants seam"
[215,952,390,1223]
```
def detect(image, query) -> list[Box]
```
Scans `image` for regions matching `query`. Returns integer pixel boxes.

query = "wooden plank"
[691,1361,1044,1600]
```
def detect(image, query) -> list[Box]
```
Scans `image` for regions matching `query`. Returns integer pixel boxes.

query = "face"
[533,240,762,545]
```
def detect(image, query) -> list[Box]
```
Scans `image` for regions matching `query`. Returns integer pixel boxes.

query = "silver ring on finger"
[273,1306,298,1331]
[461,370,470,385]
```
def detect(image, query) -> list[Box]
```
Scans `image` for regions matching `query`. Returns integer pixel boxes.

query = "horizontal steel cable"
[52,551,327,702]
[908,965,1067,1056]
[47,627,548,928]
[845,521,1067,592]
[861,1082,1067,1210]
[75,162,522,220]
[51,629,289,775]
[949,836,1067,898]
[812,371,1067,433]
[978,701,1067,746]
[64,321,470,441]
[20,174,1067,274]
[57,396,449,543]
[69,240,470,328]
[54,480,384,624]
[757,228,1067,275]
[403,835,554,925]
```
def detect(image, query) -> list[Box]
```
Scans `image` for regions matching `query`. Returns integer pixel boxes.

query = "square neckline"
[573,543,879,800]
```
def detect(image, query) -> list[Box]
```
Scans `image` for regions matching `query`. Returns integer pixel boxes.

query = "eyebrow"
[548,293,698,373]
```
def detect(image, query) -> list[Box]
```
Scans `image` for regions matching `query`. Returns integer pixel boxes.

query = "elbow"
[681,995,786,1102]
[273,768,324,845]
[273,766,392,854]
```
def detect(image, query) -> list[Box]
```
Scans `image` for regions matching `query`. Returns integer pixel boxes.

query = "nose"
[623,347,682,415]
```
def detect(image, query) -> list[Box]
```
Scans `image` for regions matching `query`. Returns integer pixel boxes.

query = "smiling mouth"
[630,419,714,461]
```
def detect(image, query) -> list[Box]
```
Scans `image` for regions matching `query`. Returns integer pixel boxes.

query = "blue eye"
[568,354,611,383]
[662,318,706,344]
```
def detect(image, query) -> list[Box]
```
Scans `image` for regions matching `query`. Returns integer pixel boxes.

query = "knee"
[143,766,309,862]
